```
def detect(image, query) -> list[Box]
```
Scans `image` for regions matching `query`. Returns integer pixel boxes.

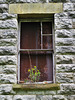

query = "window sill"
[13,83,60,90]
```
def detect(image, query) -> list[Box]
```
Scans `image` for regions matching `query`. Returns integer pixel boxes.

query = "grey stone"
[56,64,75,72]
[0,13,17,20]
[72,19,75,28]
[55,29,75,38]
[56,55,75,64]
[0,56,17,65]
[68,11,75,18]
[16,0,27,3]
[0,84,14,94]
[0,0,5,3]
[55,38,75,46]
[0,65,16,74]
[0,4,8,13]
[0,74,17,83]
[13,95,23,100]
[0,29,17,39]
[13,95,36,100]
[53,95,66,100]
[55,18,72,29]
[6,0,16,3]
[0,46,17,55]
[63,3,74,11]
[71,0,75,2]
[0,39,17,46]
[45,91,56,95]
[66,95,75,100]
[56,73,73,83]
[56,46,75,54]
[0,66,3,74]
[16,0,38,3]
[27,91,45,95]
[36,95,52,100]
[73,73,75,83]
[0,0,17,3]
[0,19,18,29]
[59,84,75,94]
[55,12,68,19]
[0,95,13,100]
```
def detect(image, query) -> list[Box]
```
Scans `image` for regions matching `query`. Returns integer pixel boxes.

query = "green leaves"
[27,66,41,82]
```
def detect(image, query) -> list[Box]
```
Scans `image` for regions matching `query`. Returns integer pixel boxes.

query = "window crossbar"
[42,34,53,36]
[20,49,53,52]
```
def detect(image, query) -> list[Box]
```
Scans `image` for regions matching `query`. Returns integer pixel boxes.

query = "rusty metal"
[20,22,53,82]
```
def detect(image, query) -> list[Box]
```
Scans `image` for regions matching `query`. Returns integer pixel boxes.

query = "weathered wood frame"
[18,18,55,83]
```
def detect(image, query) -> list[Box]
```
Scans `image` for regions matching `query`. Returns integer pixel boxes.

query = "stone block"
[73,73,75,83]
[55,12,68,19]
[0,4,8,13]
[55,38,75,46]
[0,65,16,74]
[0,95,13,100]
[53,95,65,100]
[0,46,17,55]
[56,73,73,83]
[66,95,75,100]
[0,56,17,65]
[0,19,18,29]
[13,95,36,100]
[27,91,45,95]
[0,74,17,83]
[59,84,75,95]
[0,39,17,46]
[56,55,75,64]
[0,29,17,39]
[72,19,75,28]
[0,13,17,20]
[45,91,56,95]
[56,64,75,72]
[55,18,72,29]
[63,3,74,11]
[36,95,52,100]
[56,46,75,54]
[0,0,5,3]
[55,29,75,38]
[0,0,17,4]
[9,3,63,14]
[0,84,14,95]
[0,66,3,74]
[16,0,38,3]
[68,11,75,18]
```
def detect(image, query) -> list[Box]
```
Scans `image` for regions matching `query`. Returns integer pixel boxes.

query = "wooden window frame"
[18,18,55,84]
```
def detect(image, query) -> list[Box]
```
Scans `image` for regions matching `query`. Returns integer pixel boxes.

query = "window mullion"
[41,22,43,49]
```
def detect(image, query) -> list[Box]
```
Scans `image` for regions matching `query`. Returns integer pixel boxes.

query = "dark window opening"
[20,21,53,82]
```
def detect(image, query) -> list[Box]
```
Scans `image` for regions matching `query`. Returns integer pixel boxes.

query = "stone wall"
[0,0,75,100]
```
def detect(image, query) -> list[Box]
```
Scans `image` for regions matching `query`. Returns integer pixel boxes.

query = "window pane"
[43,36,53,49]
[42,22,52,34]
[20,53,53,82]
[20,22,41,49]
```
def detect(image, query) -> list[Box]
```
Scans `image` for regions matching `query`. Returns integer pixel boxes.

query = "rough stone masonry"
[0,0,75,100]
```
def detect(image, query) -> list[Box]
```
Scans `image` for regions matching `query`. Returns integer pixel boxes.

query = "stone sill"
[13,83,60,90]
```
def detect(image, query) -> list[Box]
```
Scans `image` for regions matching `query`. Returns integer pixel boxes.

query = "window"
[18,18,54,83]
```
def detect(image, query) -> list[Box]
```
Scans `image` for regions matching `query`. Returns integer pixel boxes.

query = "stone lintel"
[9,3,63,14]
[13,84,60,90]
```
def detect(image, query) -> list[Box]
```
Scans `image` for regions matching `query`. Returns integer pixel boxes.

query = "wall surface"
[0,0,75,100]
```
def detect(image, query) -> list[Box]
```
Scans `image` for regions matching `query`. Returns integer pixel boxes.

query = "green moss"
[57,43,73,46]
[13,84,59,95]
[57,52,75,55]
[57,59,72,64]
[13,84,60,91]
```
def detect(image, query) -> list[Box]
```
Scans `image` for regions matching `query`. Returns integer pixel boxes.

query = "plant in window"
[25,66,41,83]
